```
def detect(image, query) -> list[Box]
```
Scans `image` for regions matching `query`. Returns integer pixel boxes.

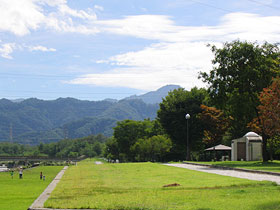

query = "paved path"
[28,166,68,210]
[164,163,280,184]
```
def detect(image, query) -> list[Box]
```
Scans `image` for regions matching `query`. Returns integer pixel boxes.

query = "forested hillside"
[0,98,158,145]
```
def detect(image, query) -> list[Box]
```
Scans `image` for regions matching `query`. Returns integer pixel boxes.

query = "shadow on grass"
[256,201,280,210]
[195,208,212,210]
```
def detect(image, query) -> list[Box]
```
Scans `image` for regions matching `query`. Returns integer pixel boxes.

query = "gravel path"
[164,163,280,184]
[28,166,68,210]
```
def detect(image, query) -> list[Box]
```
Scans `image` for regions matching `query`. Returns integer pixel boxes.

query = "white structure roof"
[244,132,260,137]
[205,144,232,151]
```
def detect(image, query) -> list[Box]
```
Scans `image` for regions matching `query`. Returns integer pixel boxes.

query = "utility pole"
[63,126,68,139]
[9,123,13,143]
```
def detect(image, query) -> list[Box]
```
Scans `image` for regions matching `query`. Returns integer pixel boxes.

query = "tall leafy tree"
[200,40,280,139]
[131,135,172,162]
[113,119,159,161]
[157,87,208,160]
[104,137,119,161]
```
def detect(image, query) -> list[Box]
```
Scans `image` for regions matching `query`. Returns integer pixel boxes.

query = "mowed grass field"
[191,161,280,173]
[45,160,280,210]
[0,166,63,210]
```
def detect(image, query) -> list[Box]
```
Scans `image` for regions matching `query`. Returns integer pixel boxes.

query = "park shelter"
[231,132,262,161]
[205,144,231,161]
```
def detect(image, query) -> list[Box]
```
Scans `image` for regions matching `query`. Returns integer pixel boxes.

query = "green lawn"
[45,160,280,210]
[190,161,280,173]
[0,166,63,210]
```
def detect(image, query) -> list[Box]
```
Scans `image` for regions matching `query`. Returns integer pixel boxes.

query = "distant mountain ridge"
[124,85,181,104]
[0,85,180,144]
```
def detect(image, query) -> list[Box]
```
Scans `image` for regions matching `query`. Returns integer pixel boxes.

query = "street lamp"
[185,114,190,161]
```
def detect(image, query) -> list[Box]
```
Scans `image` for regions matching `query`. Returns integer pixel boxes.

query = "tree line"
[0,134,106,158]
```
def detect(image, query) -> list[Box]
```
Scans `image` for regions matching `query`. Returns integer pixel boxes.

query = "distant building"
[0,164,8,172]
[231,132,262,161]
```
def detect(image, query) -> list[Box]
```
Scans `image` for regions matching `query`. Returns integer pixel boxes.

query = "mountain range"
[0,85,180,145]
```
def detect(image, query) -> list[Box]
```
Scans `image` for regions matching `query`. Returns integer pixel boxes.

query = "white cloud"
[94,5,104,11]
[68,66,206,91]
[69,12,280,91]
[1,0,280,91]
[0,0,45,36]
[0,42,56,59]
[27,45,56,52]
[0,0,98,36]
[57,4,97,20]
[107,42,213,70]
[98,13,280,43]
[38,0,67,7]
[98,15,177,41]
[0,43,16,59]
[68,42,214,90]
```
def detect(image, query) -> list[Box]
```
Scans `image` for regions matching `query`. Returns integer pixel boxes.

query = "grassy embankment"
[46,159,280,210]
[190,161,280,173]
[0,166,63,210]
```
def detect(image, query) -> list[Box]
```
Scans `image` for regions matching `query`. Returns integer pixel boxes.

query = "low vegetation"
[0,166,63,210]
[45,160,280,210]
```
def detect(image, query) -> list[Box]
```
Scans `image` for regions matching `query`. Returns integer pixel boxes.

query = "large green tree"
[112,119,164,161]
[200,40,280,140]
[131,135,172,162]
[157,87,208,160]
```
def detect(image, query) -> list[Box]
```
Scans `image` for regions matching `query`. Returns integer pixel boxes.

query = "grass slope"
[192,161,280,173]
[0,166,63,210]
[46,160,280,210]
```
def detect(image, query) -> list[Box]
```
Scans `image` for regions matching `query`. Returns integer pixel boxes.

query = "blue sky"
[0,0,279,100]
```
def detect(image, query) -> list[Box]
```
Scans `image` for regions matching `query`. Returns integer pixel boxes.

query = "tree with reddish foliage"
[198,105,231,147]
[248,77,280,161]
[258,77,280,137]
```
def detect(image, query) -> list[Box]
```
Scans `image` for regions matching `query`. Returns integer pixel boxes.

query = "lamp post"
[185,113,190,161]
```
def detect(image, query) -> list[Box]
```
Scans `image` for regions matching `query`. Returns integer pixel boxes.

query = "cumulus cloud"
[68,42,215,90]
[0,43,16,59]
[0,0,45,36]
[0,0,98,36]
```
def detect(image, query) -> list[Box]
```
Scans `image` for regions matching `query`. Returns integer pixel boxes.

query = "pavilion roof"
[205,144,231,151]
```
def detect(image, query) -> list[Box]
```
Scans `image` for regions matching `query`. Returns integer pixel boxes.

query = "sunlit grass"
[45,160,280,210]
[0,166,63,210]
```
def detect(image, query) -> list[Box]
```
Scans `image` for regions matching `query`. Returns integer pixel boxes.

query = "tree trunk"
[262,133,269,162]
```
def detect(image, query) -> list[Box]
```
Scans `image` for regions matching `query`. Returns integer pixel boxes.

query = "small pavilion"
[205,144,232,161]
